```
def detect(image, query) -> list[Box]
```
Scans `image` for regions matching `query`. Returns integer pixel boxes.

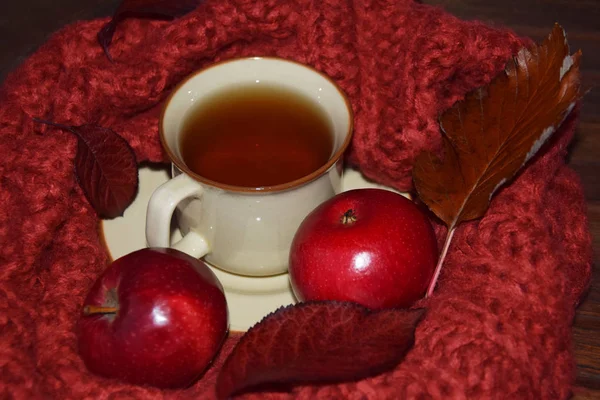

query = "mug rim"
[159,56,354,193]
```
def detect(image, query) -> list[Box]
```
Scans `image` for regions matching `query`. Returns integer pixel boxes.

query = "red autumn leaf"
[98,0,203,59]
[216,302,425,399]
[412,24,581,296]
[34,119,139,219]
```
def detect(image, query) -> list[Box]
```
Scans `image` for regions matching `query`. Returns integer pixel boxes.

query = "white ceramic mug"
[146,57,353,276]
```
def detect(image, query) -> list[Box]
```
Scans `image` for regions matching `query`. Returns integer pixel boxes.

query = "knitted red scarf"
[0,0,592,398]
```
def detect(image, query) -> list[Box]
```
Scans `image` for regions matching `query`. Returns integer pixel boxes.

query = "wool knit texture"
[0,0,592,399]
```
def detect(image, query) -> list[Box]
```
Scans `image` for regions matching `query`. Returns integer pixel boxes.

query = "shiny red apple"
[289,188,438,309]
[78,248,228,388]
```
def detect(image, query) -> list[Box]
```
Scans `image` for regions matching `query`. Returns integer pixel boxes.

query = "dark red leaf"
[34,119,138,219]
[98,0,203,58]
[216,302,425,399]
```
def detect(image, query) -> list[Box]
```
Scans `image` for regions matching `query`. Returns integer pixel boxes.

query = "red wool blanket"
[0,0,592,398]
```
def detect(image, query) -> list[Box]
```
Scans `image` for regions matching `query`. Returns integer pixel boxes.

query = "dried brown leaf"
[412,24,581,296]
[413,23,581,229]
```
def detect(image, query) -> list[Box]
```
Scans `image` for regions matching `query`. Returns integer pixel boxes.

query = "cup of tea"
[146,57,353,276]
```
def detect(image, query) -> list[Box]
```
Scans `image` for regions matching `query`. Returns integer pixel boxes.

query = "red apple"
[78,248,228,388]
[289,188,438,309]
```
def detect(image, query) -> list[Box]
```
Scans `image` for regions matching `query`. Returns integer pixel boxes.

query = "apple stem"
[83,305,118,315]
[425,226,456,298]
[341,209,357,225]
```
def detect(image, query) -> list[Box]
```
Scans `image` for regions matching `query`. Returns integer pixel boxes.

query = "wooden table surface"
[1,0,598,397]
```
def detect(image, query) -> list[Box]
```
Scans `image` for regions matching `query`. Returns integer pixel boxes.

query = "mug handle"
[145,173,210,259]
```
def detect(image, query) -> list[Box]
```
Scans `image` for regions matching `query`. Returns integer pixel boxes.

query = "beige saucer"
[101,165,406,332]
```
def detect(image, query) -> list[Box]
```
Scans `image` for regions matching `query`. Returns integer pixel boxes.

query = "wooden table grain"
[1,0,598,396]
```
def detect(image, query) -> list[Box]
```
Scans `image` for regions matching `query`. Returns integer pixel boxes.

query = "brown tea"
[179,84,334,188]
